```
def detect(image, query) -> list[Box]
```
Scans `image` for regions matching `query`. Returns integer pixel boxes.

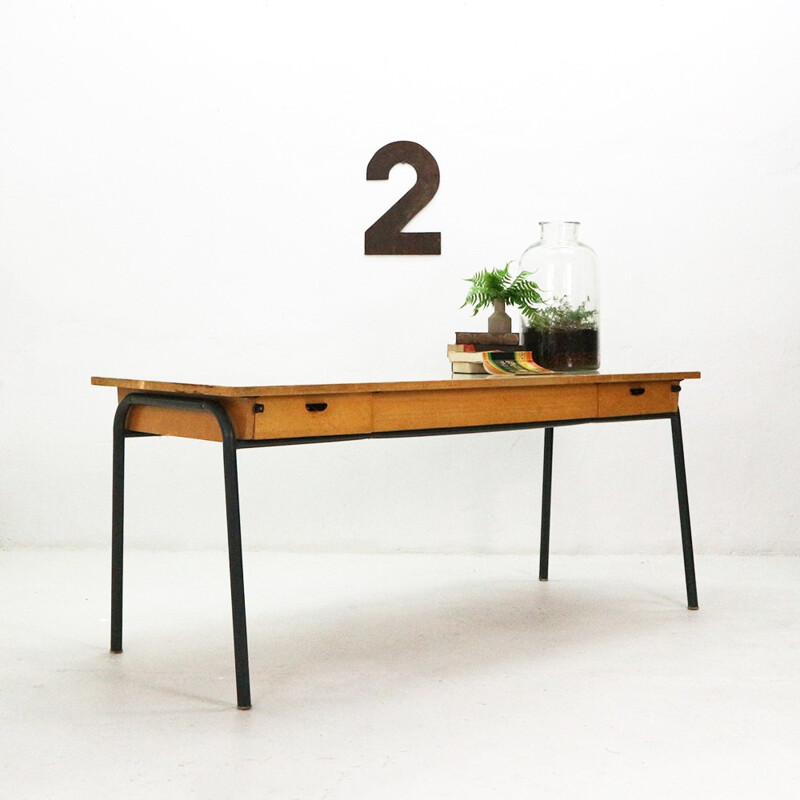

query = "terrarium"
[518,221,600,371]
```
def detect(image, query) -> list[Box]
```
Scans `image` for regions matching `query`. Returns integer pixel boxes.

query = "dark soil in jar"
[522,327,599,371]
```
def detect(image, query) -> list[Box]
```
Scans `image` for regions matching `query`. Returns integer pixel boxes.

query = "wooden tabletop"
[91,372,701,398]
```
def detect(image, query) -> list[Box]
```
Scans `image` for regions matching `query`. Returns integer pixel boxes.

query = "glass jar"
[518,221,600,371]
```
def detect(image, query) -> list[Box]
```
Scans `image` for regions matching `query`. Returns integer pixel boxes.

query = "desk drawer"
[373,384,597,432]
[253,394,372,439]
[597,381,679,418]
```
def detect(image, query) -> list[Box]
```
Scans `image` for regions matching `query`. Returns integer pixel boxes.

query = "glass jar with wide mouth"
[518,221,599,371]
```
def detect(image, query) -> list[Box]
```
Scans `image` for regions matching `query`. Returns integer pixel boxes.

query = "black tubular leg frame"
[109,395,699,709]
[536,411,698,610]
[111,393,252,709]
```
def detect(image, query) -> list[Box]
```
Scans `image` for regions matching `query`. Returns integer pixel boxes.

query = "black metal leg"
[670,411,698,610]
[539,427,554,581]
[220,433,251,709]
[110,403,127,653]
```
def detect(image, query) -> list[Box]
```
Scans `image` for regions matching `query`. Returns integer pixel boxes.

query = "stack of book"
[448,333,552,375]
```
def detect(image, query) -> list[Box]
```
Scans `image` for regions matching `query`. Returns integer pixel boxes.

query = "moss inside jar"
[522,297,599,371]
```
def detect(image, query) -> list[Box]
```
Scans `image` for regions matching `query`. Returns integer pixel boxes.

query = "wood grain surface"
[97,373,699,441]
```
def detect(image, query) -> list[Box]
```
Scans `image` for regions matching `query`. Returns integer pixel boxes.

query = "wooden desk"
[92,371,700,709]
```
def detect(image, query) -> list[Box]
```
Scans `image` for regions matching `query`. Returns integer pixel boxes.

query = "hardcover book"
[454,332,520,346]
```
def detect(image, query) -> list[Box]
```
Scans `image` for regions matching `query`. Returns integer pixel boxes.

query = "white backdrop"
[2,0,799,553]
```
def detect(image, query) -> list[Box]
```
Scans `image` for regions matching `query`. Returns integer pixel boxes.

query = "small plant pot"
[487,299,512,334]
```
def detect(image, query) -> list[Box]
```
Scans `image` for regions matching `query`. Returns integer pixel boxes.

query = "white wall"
[2,0,799,553]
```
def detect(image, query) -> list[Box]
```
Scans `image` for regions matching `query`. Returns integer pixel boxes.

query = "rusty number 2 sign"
[364,141,441,255]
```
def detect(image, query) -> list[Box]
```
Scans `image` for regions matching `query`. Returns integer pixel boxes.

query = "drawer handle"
[305,402,328,412]
[629,387,646,396]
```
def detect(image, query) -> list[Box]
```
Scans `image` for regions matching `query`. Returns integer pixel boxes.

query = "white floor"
[2,550,799,799]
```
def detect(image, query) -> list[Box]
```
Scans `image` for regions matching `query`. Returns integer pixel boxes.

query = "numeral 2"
[365,141,441,255]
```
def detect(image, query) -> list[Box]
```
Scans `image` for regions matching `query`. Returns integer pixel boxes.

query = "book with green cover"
[448,348,552,375]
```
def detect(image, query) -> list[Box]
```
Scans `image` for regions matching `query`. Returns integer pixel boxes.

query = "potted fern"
[461,262,543,334]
